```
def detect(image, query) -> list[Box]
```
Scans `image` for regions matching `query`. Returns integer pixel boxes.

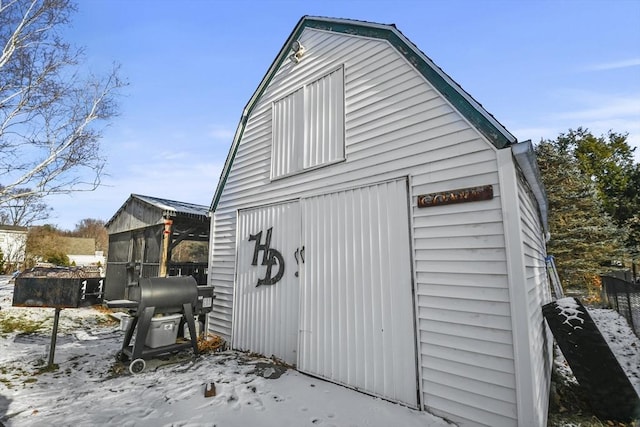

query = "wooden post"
[159,219,173,277]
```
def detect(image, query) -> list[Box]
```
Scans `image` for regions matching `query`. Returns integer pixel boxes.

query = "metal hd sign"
[248,227,285,287]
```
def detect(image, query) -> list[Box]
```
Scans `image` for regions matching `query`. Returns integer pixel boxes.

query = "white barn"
[207,16,552,427]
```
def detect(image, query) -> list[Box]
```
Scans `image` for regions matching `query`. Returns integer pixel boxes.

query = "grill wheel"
[129,358,146,374]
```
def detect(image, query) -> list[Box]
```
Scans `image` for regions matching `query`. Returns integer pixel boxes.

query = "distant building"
[104,194,210,300]
[0,225,28,271]
[62,236,106,267]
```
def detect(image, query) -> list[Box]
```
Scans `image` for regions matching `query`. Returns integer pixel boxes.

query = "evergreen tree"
[556,128,638,226]
[535,141,624,291]
[623,166,640,263]
[544,127,640,281]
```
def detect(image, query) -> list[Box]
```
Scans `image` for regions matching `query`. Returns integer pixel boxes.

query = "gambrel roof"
[211,16,519,211]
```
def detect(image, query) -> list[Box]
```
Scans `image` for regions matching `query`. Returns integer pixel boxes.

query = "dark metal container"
[195,285,215,315]
[13,277,104,308]
[12,275,105,368]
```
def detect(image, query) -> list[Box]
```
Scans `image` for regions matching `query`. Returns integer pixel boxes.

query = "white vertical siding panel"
[299,179,418,407]
[272,89,303,178]
[304,67,344,169]
[272,67,344,179]
[233,201,300,365]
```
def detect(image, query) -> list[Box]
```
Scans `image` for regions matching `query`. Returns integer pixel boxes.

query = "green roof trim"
[211,16,516,211]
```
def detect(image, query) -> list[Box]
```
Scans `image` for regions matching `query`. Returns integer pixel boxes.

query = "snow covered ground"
[0,276,448,427]
[550,298,640,398]
[1,275,638,426]
[589,307,640,395]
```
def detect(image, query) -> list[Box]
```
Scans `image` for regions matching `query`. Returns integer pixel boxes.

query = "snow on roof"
[131,194,209,218]
[105,194,209,228]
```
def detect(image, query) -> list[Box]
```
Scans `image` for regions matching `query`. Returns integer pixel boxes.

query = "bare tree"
[0,0,125,206]
[0,186,51,225]
[69,217,108,253]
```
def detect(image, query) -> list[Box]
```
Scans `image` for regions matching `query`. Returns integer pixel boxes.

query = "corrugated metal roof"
[131,194,209,218]
[105,194,209,228]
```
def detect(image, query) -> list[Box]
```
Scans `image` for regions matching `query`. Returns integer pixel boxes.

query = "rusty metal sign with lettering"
[417,185,493,208]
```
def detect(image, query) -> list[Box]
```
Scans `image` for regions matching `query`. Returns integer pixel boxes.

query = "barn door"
[233,201,301,365]
[298,178,418,407]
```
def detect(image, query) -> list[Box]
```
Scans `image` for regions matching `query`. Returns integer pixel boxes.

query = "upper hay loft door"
[271,66,345,180]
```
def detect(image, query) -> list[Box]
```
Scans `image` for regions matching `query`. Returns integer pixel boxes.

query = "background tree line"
[0,218,108,273]
[535,127,640,295]
[24,218,108,268]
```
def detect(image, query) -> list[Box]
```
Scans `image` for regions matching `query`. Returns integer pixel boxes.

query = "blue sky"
[44,0,640,230]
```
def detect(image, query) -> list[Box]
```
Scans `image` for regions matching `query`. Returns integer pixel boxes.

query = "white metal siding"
[497,148,551,427]
[272,88,303,178]
[208,211,236,339]
[299,179,418,407]
[272,68,345,179]
[304,67,345,169]
[209,28,523,426]
[413,177,517,426]
[232,201,301,364]
[517,170,552,425]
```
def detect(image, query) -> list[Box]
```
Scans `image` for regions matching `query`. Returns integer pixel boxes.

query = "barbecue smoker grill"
[106,276,214,374]
[12,270,105,368]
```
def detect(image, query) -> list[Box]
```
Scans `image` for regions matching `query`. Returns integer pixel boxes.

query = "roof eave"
[512,140,549,232]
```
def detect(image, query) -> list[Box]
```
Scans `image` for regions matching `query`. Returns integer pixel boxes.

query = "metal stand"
[48,308,62,368]
[119,303,199,373]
